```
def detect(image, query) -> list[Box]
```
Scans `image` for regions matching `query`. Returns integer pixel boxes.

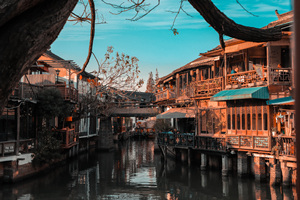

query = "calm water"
[0,140,296,200]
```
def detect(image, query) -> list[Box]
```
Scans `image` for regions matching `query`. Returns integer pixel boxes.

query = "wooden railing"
[11,83,42,99]
[54,128,78,149]
[190,77,224,98]
[155,89,176,102]
[280,136,295,156]
[0,139,34,157]
[157,132,194,148]
[157,132,295,155]
[269,67,292,86]
[10,83,78,102]
[227,135,271,151]
[194,136,226,152]
[272,136,296,157]
[45,84,78,102]
[226,69,267,89]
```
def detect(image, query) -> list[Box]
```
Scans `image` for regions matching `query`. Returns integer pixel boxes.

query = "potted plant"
[271,127,277,136]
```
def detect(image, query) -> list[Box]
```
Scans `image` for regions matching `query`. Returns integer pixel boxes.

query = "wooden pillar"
[244,50,248,71]
[266,43,271,86]
[237,152,248,177]
[224,54,227,86]
[269,158,281,186]
[253,156,266,181]
[16,106,20,155]
[281,161,291,187]
[196,69,200,81]
[188,148,191,167]
[256,105,258,135]
[222,155,229,176]
[201,153,207,170]
[176,73,180,96]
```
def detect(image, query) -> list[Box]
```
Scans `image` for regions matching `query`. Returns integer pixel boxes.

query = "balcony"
[272,136,295,158]
[190,77,224,98]
[53,128,78,149]
[155,89,176,102]
[269,67,292,86]
[0,139,34,157]
[44,84,78,102]
[226,69,267,89]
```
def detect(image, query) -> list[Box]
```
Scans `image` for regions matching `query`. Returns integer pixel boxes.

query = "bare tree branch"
[101,0,160,21]
[188,0,282,47]
[77,0,96,74]
[168,0,192,35]
[236,0,259,17]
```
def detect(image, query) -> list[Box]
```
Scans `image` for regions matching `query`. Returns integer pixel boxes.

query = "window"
[232,114,236,130]
[263,113,268,130]
[227,114,231,130]
[237,114,240,130]
[242,114,245,130]
[252,114,256,130]
[247,114,251,130]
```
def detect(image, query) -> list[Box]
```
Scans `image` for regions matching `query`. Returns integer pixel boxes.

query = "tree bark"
[0,0,78,112]
[188,0,282,48]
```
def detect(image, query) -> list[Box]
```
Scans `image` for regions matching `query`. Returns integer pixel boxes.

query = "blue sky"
[51,0,292,91]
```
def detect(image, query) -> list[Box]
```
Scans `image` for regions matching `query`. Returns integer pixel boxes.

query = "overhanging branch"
[188,0,282,46]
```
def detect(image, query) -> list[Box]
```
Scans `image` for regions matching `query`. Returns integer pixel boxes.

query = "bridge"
[109,107,159,117]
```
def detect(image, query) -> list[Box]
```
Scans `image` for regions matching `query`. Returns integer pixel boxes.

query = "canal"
[0,140,296,200]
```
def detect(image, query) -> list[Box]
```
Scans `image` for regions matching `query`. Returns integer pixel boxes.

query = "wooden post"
[266,43,271,86]
[224,54,227,86]
[16,106,20,155]
[256,105,258,136]
[244,50,248,71]
[176,73,180,97]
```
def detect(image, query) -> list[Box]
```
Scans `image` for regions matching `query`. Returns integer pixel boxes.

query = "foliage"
[154,119,171,133]
[95,46,144,91]
[146,72,155,93]
[37,88,73,121]
[81,46,144,116]
[32,127,62,167]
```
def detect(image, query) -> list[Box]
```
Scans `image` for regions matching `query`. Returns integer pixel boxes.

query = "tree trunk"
[188,0,282,48]
[0,0,78,112]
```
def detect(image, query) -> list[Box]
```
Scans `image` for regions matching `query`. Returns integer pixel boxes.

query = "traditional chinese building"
[156,11,295,186]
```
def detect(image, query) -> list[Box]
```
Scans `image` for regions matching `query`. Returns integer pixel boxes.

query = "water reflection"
[0,139,297,200]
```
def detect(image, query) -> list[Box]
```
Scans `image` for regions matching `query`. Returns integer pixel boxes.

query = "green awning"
[267,96,294,105]
[211,87,269,101]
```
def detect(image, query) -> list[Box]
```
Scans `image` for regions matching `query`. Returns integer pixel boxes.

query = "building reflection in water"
[0,140,297,200]
[222,176,229,197]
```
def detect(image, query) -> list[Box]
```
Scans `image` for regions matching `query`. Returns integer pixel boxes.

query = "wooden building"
[156,11,295,186]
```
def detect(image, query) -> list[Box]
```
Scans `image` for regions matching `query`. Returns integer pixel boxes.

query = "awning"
[156,107,195,119]
[267,96,294,105]
[225,42,265,54]
[211,87,269,101]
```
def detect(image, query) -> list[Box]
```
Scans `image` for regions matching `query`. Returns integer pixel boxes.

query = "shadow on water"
[0,139,296,200]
